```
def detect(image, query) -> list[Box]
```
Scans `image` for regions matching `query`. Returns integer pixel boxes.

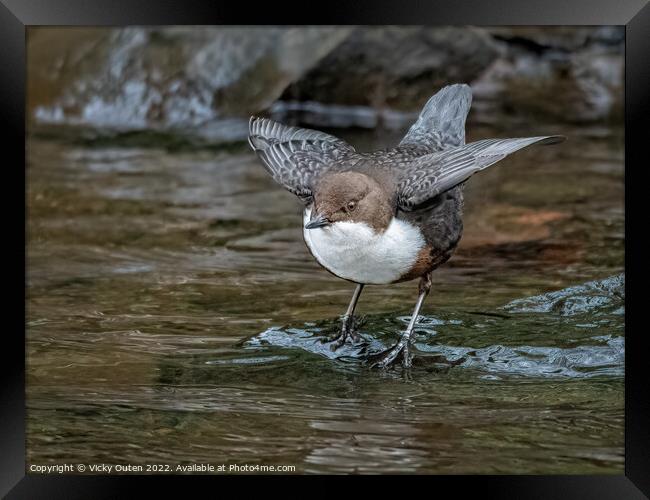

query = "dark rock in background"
[280,27,500,111]
[282,26,623,127]
[471,27,624,124]
[28,26,623,138]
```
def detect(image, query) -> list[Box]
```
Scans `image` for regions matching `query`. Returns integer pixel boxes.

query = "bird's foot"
[323,315,363,351]
[368,335,413,369]
[329,329,362,351]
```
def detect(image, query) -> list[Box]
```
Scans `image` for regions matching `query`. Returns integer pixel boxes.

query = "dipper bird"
[248,84,564,368]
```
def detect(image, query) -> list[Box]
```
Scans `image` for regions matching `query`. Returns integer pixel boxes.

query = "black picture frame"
[4,0,649,497]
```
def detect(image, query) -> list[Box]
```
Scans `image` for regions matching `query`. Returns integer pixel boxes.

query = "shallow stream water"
[27,120,624,473]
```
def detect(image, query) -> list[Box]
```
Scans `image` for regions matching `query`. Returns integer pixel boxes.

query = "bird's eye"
[346,201,356,212]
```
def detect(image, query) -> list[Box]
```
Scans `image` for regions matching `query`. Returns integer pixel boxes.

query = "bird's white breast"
[302,207,426,284]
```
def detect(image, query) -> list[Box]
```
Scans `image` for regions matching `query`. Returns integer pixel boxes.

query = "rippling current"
[27,121,624,473]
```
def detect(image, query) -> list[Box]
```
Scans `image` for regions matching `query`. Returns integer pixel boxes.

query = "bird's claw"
[368,336,413,369]
[324,315,362,351]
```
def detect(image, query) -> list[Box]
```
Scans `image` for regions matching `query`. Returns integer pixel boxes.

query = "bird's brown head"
[305,171,394,233]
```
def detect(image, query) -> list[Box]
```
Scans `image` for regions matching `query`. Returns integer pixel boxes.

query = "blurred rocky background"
[28,26,623,142]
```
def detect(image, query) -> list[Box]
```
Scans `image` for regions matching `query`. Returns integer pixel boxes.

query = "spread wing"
[397,135,566,211]
[399,83,472,154]
[248,117,356,204]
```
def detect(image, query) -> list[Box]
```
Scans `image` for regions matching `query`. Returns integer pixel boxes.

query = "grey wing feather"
[249,117,354,150]
[248,117,356,203]
[399,84,472,153]
[398,135,566,210]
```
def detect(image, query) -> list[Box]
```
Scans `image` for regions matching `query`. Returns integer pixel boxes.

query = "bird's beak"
[305,212,330,230]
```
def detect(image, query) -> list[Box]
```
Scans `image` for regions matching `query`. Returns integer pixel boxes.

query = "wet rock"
[280,26,501,112]
[503,274,624,316]
[486,27,596,52]
[472,27,624,124]
[487,26,624,52]
[28,26,623,135]
[29,27,351,130]
[278,26,623,126]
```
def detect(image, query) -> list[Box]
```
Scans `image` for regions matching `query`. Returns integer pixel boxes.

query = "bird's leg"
[370,273,432,369]
[329,283,364,351]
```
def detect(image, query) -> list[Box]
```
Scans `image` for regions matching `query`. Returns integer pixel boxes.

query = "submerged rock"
[503,274,624,316]
[243,274,625,378]
[245,317,624,378]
